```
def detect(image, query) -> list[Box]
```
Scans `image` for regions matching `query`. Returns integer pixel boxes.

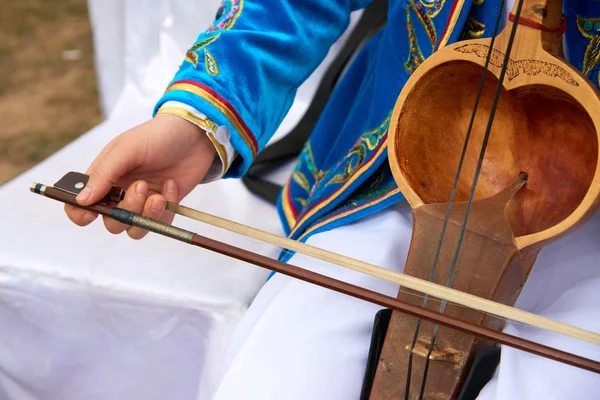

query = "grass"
[0,0,102,185]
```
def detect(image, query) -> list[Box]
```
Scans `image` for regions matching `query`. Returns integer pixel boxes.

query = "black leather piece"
[458,345,501,400]
[360,308,393,400]
[360,308,502,399]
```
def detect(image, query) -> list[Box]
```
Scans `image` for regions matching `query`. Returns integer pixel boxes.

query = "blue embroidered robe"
[154,0,600,259]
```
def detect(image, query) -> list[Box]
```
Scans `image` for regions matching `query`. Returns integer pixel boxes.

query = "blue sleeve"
[154,0,372,178]
[564,0,600,90]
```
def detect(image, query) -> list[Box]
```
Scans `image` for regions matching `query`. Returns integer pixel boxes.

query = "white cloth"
[0,1,362,399]
[211,202,600,400]
[0,109,281,400]
[2,0,597,398]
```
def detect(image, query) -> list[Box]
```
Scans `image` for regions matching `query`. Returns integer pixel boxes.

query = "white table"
[0,2,360,398]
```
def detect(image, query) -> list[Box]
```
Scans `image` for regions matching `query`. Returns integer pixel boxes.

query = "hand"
[64,114,216,239]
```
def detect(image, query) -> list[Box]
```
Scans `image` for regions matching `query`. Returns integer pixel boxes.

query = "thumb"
[76,142,137,206]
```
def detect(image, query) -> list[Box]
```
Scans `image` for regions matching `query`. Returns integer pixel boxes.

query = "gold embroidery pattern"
[405,5,426,72]
[204,49,220,76]
[283,142,321,225]
[460,15,486,40]
[290,142,320,196]
[294,197,307,207]
[288,136,389,238]
[185,34,221,68]
[299,183,401,241]
[439,0,468,49]
[324,114,391,187]
[282,113,392,236]
[331,168,388,212]
[412,0,443,46]
[459,0,485,41]
[404,0,447,72]
[292,171,311,193]
[576,16,600,85]
[184,0,244,76]
[455,44,579,86]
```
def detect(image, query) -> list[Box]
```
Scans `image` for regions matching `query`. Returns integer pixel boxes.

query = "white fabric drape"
[211,203,600,400]
[1,0,598,398]
[0,1,359,398]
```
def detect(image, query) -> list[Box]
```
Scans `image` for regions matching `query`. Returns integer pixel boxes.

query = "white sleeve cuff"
[155,101,236,182]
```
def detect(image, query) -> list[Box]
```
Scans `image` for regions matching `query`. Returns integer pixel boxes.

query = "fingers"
[64,135,139,224]
[76,164,123,206]
[158,179,179,226]
[65,177,180,241]
[125,194,166,240]
[76,137,139,207]
[64,204,98,227]
[125,179,179,240]
[103,180,149,234]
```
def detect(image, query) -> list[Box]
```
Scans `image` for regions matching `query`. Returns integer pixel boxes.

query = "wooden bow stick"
[30,172,600,374]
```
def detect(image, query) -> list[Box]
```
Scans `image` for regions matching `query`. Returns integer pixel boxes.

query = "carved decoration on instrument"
[454,44,579,85]
[375,0,600,396]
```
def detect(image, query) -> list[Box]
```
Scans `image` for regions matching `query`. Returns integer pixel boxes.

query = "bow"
[29,0,600,398]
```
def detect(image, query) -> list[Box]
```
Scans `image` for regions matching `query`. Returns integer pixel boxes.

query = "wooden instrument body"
[371,0,600,398]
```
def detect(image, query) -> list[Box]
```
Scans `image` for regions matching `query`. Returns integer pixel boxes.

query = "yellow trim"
[298,188,402,241]
[156,106,229,175]
[438,0,467,48]
[156,106,216,132]
[409,0,438,45]
[206,132,229,173]
[421,0,447,18]
[289,142,388,237]
[281,179,297,228]
[226,0,244,29]
[168,83,257,157]
[204,49,220,76]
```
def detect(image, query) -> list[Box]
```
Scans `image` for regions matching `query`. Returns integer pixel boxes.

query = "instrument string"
[162,201,600,346]
[416,1,525,398]
[403,0,508,396]
[32,182,600,375]
[216,235,525,329]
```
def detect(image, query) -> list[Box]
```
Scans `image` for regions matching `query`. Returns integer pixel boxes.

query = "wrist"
[155,103,235,182]
[156,113,216,156]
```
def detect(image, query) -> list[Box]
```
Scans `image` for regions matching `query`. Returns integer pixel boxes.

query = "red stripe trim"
[295,142,384,223]
[436,0,461,51]
[286,181,299,220]
[298,187,401,240]
[169,80,258,153]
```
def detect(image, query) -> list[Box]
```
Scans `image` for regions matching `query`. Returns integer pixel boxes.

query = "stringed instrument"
[369,0,600,398]
[29,0,600,399]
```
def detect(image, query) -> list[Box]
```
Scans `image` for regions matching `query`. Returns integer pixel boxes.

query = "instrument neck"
[508,0,564,57]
